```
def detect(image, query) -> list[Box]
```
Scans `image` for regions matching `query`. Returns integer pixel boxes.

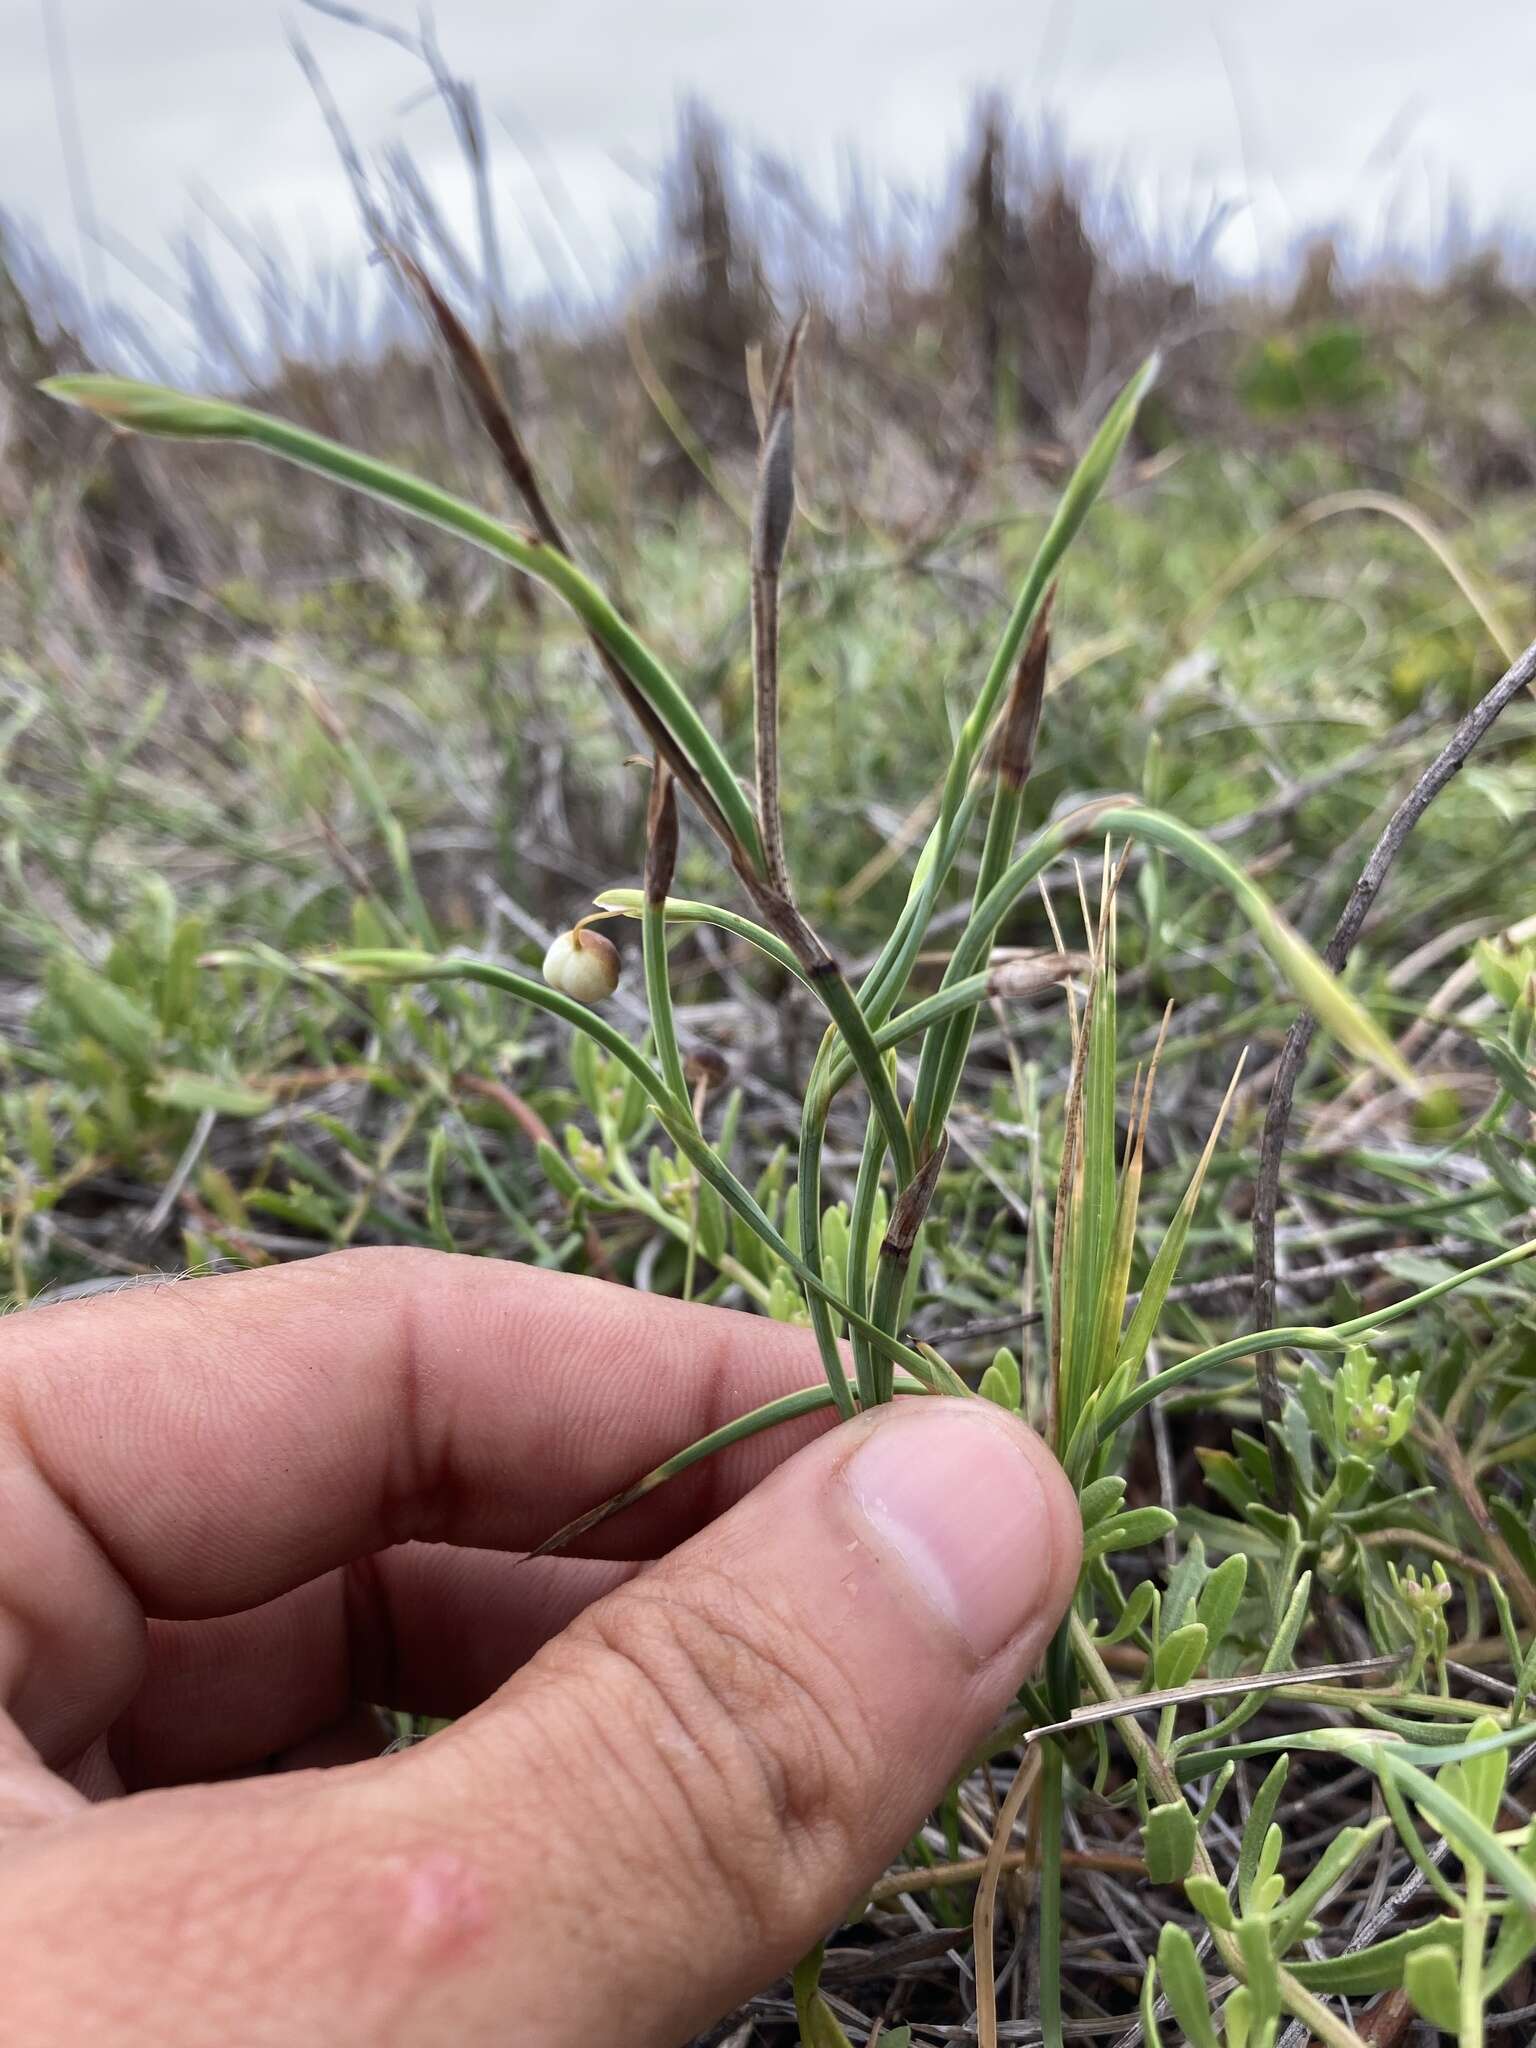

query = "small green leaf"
[148,1072,275,1118]
[1488,1831,1536,1983]
[980,1344,1022,1410]
[1235,1913,1282,2031]
[1195,1553,1248,1649]
[821,1203,850,1300]
[1078,1475,1127,1530]
[425,1126,453,1252]
[24,1085,56,1179]
[1082,1507,1176,1563]
[1271,1821,1386,1954]
[1404,1944,1462,2032]
[696,1177,727,1268]
[1491,1497,1536,1586]
[1296,1362,1335,1447]
[1475,938,1524,1007]
[47,955,160,1069]
[1289,1917,1461,1991]
[158,914,207,1031]
[1103,1579,1157,1646]
[1162,1537,1208,1635]
[1153,1621,1209,1692]
[569,1030,603,1114]
[1458,1712,1510,1831]
[1239,1757,1290,1913]
[1221,1986,1254,2048]
[536,1138,584,1201]
[1184,1573,1312,1754]
[1155,1923,1220,2048]
[1145,1799,1198,1884]
[1184,1872,1236,1932]
[1251,1824,1285,1913]
[791,1943,855,2048]
[1485,1038,1536,1112]
[1514,1631,1536,1722]
[1379,1743,1536,1913]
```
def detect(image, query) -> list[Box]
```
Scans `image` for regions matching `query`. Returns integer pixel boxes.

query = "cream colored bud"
[542,928,620,1005]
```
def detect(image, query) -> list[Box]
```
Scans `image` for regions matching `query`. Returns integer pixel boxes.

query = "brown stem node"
[986,583,1056,790]
[644,756,679,907]
[882,1135,950,1266]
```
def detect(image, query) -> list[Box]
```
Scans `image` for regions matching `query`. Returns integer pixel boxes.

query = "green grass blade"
[955,357,1158,774]
[952,803,1412,1089]
[594,889,807,982]
[306,950,946,1386]
[1080,1234,1536,1458]
[856,359,1156,1027]
[41,375,765,868]
[526,1371,938,1560]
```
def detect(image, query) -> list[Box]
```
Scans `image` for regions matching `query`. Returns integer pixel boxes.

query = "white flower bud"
[542,927,620,1005]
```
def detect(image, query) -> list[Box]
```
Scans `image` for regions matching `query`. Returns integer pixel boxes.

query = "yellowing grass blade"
[1114,1048,1249,1381]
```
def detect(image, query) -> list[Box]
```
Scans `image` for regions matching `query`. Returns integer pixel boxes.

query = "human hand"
[0,1249,1079,2045]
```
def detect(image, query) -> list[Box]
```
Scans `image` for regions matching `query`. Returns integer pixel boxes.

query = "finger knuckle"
[557,1570,871,1937]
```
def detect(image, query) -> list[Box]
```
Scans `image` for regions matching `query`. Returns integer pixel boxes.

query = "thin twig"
[925,1245,1455,1351]
[1428,1416,1536,1628]
[871,1845,1145,1904]
[1251,637,1536,1494]
[375,239,749,867]
[1019,1650,1406,1748]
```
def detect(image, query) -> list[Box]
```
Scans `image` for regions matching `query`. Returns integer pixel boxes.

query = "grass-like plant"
[42,340,1536,2048]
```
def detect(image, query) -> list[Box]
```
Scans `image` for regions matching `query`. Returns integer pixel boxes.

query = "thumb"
[391,1397,1081,2046]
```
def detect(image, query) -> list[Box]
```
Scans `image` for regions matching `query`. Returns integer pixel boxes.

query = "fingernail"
[844,1404,1065,1662]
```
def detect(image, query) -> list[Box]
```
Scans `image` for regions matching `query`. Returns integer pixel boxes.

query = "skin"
[0,1247,1080,2046]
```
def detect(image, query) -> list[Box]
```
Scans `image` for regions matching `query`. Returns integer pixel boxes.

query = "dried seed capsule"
[542,928,621,1005]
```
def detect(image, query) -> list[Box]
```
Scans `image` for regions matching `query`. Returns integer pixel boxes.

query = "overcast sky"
[4,0,1535,350]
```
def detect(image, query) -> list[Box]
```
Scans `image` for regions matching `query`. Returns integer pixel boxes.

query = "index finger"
[0,1250,835,1738]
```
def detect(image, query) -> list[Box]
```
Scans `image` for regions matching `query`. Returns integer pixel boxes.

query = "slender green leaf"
[43,376,766,868]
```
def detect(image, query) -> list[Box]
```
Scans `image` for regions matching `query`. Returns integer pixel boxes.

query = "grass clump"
[11,281,1536,2046]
